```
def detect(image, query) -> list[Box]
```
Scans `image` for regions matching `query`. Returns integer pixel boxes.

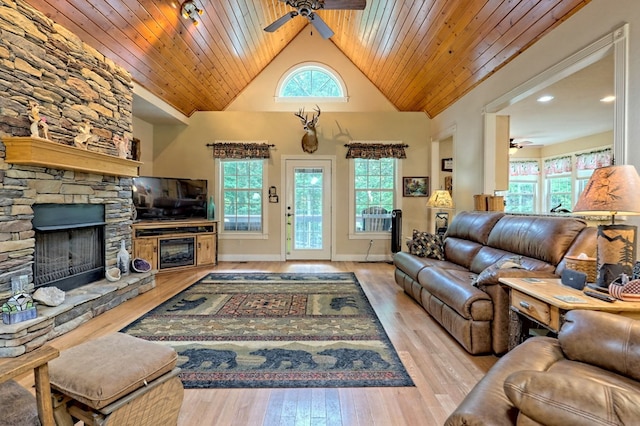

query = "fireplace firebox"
[33,204,106,292]
[159,237,195,269]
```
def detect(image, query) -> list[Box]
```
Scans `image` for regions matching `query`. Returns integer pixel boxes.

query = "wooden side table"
[499,277,640,350]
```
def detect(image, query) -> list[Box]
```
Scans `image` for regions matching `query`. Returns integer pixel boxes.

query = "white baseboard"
[218,254,394,263]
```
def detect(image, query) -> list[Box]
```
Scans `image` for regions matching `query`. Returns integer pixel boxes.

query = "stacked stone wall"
[0,0,135,301]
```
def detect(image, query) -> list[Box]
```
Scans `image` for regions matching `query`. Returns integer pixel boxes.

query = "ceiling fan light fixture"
[265,0,365,38]
[181,0,203,26]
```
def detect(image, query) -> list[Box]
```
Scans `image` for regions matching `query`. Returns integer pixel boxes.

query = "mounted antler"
[294,105,321,153]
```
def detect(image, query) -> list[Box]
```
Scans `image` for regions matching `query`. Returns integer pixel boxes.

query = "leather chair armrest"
[504,370,640,425]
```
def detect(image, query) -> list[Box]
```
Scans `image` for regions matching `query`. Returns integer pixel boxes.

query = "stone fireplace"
[0,149,156,357]
[0,1,156,357]
[0,155,135,302]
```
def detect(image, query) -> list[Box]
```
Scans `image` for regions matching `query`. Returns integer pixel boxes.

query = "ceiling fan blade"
[322,0,366,10]
[308,12,334,39]
[264,11,298,33]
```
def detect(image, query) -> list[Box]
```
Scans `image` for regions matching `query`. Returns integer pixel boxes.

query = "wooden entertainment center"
[132,220,217,272]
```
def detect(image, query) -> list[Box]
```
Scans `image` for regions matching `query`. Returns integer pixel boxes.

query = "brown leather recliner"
[446,310,640,425]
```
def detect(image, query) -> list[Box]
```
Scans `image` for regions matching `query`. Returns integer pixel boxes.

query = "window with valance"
[345,142,408,159]
[575,148,612,170]
[209,141,273,159]
[544,156,572,175]
[509,160,540,177]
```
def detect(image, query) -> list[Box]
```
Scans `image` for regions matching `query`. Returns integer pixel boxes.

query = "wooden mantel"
[1,137,141,177]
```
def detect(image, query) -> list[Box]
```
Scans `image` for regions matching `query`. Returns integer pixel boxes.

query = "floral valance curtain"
[208,141,273,159]
[510,160,540,177]
[344,141,408,159]
[575,148,612,170]
[544,156,572,175]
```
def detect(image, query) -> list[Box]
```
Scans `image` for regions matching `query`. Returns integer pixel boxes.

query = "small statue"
[74,121,98,149]
[27,101,50,140]
[113,135,130,158]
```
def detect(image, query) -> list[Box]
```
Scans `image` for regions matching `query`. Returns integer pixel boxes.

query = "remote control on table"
[583,290,616,303]
[586,283,610,293]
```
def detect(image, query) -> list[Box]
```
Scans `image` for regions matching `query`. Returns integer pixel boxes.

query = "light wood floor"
[19,261,497,426]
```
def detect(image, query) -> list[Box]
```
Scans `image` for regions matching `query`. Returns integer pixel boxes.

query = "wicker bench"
[49,333,183,426]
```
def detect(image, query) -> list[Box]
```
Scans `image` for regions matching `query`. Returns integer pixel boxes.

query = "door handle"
[287,213,294,217]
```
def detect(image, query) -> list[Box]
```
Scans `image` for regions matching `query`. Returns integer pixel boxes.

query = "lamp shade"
[573,165,640,217]
[426,190,454,209]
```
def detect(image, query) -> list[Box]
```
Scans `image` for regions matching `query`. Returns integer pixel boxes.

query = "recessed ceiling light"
[537,95,554,103]
[600,96,616,103]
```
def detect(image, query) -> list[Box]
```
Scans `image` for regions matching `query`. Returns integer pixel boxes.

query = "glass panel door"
[285,159,332,260]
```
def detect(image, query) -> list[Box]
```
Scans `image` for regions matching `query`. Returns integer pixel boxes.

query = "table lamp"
[426,190,454,235]
[573,165,640,287]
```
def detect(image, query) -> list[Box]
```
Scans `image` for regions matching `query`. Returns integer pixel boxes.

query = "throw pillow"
[472,255,524,287]
[407,229,444,260]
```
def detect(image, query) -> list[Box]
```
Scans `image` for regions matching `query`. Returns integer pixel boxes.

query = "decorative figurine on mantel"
[27,101,50,140]
[74,121,98,149]
[113,134,130,159]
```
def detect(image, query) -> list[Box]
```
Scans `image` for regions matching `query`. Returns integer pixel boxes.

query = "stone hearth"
[0,271,155,357]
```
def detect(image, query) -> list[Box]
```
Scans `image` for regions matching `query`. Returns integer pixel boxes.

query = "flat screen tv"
[132,176,208,221]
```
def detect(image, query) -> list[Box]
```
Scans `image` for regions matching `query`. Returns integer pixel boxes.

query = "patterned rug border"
[122,272,414,389]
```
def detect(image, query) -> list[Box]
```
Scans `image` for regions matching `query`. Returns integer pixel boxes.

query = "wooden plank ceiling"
[27,0,590,118]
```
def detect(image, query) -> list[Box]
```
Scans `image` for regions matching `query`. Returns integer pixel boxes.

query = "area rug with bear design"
[121,272,414,388]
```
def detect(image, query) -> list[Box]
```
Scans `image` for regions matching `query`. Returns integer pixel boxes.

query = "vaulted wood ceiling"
[28,0,590,118]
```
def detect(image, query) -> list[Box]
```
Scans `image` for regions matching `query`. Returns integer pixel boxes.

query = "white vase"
[117,240,130,275]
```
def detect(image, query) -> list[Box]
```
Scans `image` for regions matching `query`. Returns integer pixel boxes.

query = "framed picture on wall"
[403,177,429,197]
[441,158,453,172]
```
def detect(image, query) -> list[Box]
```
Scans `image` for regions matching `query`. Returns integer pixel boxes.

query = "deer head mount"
[294,105,321,153]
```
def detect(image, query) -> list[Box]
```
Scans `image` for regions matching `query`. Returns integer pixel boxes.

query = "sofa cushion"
[446,211,505,245]
[49,333,178,409]
[487,215,587,266]
[560,310,640,382]
[444,238,484,270]
[504,371,640,426]
[417,267,492,321]
[470,246,557,275]
[407,229,444,260]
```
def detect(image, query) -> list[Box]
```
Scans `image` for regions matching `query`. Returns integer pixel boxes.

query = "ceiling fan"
[264,0,366,39]
[510,139,542,150]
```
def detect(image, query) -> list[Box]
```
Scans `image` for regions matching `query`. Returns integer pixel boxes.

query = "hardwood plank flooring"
[17,261,497,425]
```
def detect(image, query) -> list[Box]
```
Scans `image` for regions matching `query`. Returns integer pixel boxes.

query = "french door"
[284,159,332,260]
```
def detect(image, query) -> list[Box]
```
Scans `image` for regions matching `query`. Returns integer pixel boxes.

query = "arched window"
[277,63,347,101]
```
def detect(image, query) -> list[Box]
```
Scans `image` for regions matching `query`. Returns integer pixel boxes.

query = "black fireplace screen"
[35,227,104,287]
[33,204,106,291]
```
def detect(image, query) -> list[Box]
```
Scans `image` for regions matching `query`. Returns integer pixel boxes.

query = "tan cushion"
[49,333,177,409]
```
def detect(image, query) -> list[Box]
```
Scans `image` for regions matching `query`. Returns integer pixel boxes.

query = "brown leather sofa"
[446,310,640,425]
[393,211,596,355]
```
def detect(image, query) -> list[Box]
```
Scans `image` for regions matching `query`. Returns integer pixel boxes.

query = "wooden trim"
[2,137,141,177]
